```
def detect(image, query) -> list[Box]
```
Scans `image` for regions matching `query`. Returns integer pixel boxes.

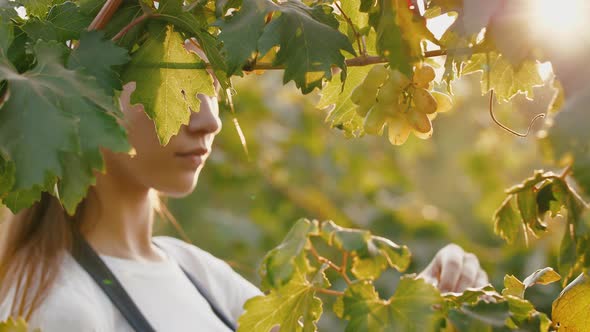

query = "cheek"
[123,110,201,195]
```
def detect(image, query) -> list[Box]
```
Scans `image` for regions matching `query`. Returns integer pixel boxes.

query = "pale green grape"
[431,91,453,113]
[363,65,389,90]
[406,108,432,133]
[413,88,437,114]
[387,114,411,145]
[412,65,435,88]
[363,106,388,135]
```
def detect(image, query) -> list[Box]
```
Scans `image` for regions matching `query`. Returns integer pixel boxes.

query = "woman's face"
[102,81,222,197]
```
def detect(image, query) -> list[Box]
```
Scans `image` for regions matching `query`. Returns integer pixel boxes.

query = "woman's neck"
[79,169,165,262]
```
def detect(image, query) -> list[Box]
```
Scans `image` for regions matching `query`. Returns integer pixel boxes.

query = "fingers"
[437,244,465,292]
[455,253,480,291]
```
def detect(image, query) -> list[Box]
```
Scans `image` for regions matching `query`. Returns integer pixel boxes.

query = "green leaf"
[21,0,66,17]
[58,101,129,214]
[216,0,273,75]
[374,0,411,76]
[260,218,319,289]
[502,275,525,298]
[67,30,130,95]
[0,16,13,53]
[493,196,522,244]
[463,52,543,102]
[517,187,547,237]
[536,181,561,218]
[350,236,411,280]
[316,65,371,137]
[522,267,561,289]
[339,276,442,332]
[447,301,510,330]
[0,317,30,332]
[22,2,92,42]
[320,220,371,252]
[238,266,323,332]
[443,285,501,306]
[0,41,124,211]
[0,153,15,197]
[122,22,215,145]
[543,88,590,195]
[258,1,355,94]
[2,174,56,213]
[552,273,590,331]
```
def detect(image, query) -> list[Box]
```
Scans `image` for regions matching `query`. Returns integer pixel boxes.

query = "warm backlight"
[528,0,589,49]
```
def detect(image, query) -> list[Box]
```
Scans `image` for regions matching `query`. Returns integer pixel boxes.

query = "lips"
[175,147,209,157]
[175,147,209,169]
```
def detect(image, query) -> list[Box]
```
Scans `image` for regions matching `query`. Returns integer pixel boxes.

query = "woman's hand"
[418,244,489,293]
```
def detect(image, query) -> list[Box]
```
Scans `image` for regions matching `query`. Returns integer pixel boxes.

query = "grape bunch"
[351,64,453,145]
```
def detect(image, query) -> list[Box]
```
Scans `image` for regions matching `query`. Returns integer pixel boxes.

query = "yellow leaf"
[552,273,590,331]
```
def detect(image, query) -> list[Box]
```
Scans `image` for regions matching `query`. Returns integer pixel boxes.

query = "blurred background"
[146,69,563,329]
[0,65,563,329]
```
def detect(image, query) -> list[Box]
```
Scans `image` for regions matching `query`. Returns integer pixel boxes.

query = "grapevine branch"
[88,0,123,31]
[112,13,159,41]
[333,1,364,56]
[308,241,352,285]
[488,90,546,137]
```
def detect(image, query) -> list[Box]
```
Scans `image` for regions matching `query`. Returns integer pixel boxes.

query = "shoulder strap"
[71,232,238,332]
[71,231,156,332]
[154,242,237,331]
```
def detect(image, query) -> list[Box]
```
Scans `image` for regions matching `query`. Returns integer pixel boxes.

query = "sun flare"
[528,0,590,49]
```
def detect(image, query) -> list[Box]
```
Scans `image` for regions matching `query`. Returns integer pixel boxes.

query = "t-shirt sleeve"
[153,236,263,322]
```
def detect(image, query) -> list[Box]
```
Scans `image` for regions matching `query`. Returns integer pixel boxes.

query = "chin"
[158,172,201,198]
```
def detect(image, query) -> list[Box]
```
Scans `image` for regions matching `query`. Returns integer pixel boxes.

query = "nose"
[185,93,222,135]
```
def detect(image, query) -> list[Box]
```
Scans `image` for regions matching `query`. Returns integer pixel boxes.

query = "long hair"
[0,188,188,320]
[0,192,86,320]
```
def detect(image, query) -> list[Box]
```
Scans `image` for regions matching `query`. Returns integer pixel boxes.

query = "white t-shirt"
[0,236,261,331]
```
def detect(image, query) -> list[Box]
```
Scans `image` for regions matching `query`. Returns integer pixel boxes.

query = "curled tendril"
[489,90,546,137]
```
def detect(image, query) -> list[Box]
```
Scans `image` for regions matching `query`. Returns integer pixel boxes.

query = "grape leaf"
[493,196,522,244]
[522,267,561,289]
[0,317,32,332]
[463,52,543,102]
[22,2,92,42]
[543,88,590,195]
[21,0,66,17]
[257,1,355,94]
[0,153,15,197]
[375,0,411,76]
[443,285,501,306]
[502,275,525,298]
[122,22,215,145]
[447,301,510,331]
[339,277,442,331]
[67,30,130,95]
[0,41,125,211]
[317,65,370,137]
[321,219,372,252]
[216,0,273,75]
[350,236,411,280]
[552,273,590,331]
[517,187,547,237]
[238,264,323,332]
[260,218,319,289]
[0,16,13,53]
[58,101,129,214]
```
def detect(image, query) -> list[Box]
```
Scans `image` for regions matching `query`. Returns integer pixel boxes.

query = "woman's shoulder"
[153,236,262,320]
[3,255,117,331]
[153,236,253,284]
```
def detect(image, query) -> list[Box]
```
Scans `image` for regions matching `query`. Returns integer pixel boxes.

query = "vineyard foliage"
[0,0,589,331]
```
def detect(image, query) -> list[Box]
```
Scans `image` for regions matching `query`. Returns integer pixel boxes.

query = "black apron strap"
[173,257,238,331]
[71,232,238,332]
[71,231,156,332]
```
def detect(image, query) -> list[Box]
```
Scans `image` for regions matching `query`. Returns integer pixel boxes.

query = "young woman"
[0,79,488,331]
